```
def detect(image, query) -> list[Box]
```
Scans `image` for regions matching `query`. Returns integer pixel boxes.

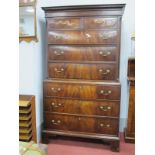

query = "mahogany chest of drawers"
[42,4,125,151]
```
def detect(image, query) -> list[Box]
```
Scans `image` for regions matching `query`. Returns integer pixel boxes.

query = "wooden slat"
[19,133,32,141]
[19,120,32,128]
[19,113,32,121]
[19,106,32,114]
[19,127,32,134]
[19,100,31,107]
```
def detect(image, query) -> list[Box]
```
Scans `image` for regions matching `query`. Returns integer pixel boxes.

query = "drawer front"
[44,81,120,100]
[44,82,80,98]
[84,17,118,29]
[44,113,78,131]
[48,30,118,44]
[44,113,118,135]
[44,98,79,114]
[44,98,120,117]
[48,63,117,80]
[48,46,118,61]
[47,18,81,30]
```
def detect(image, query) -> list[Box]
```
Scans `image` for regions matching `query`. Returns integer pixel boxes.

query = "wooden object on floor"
[42,4,125,152]
[19,95,37,142]
[124,58,135,143]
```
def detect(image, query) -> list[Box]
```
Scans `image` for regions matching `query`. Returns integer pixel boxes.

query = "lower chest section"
[44,113,119,136]
[43,81,120,136]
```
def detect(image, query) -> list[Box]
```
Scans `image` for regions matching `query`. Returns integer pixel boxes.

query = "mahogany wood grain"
[47,17,119,30]
[127,85,135,135]
[47,18,81,30]
[43,98,120,117]
[42,4,125,151]
[44,113,118,135]
[47,30,119,44]
[44,79,120,85]
[42,4,125,18]
[43,81,120,100]
[124,84,135,143]
[48,45,118,62]
[45,10,123,18]
[125,58,135,143]
[84,17,118,29]
[48,62,117,80]
[128,58,135,78]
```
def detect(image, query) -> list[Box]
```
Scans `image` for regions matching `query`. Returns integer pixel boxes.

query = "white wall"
[19,0,135,142]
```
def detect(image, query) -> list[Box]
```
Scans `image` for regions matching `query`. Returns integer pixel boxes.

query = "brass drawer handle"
[54,68,65,73]
[106,124,111,128]
[54,35,62,40]
[99,51,111,57]
[99,69,111,75]
[99,33,109,40]
[51,87,62,93]
[78,117,81,121]
[99,90,112,95]
[51,102,63,108]
[58,20,73,26]
[99,106,111,111]
[54,50,64,56]
[100,123,111,128]
[51,119,61,125]
[100,123,104,127]
[94,19,105,24]
[85,33,91,39]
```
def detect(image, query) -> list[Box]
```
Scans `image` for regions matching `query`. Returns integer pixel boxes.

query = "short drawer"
[48,62,117,80]
[84,17,118,29]
[44,98,120,117]
[43,80,120,100]
[44,82,80,98]
[47,18,81,30]
[44,98,79,114]
[48,30,118,44]
[44,113,118,135]
[48,46,118,61]
[44,113,77,131]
